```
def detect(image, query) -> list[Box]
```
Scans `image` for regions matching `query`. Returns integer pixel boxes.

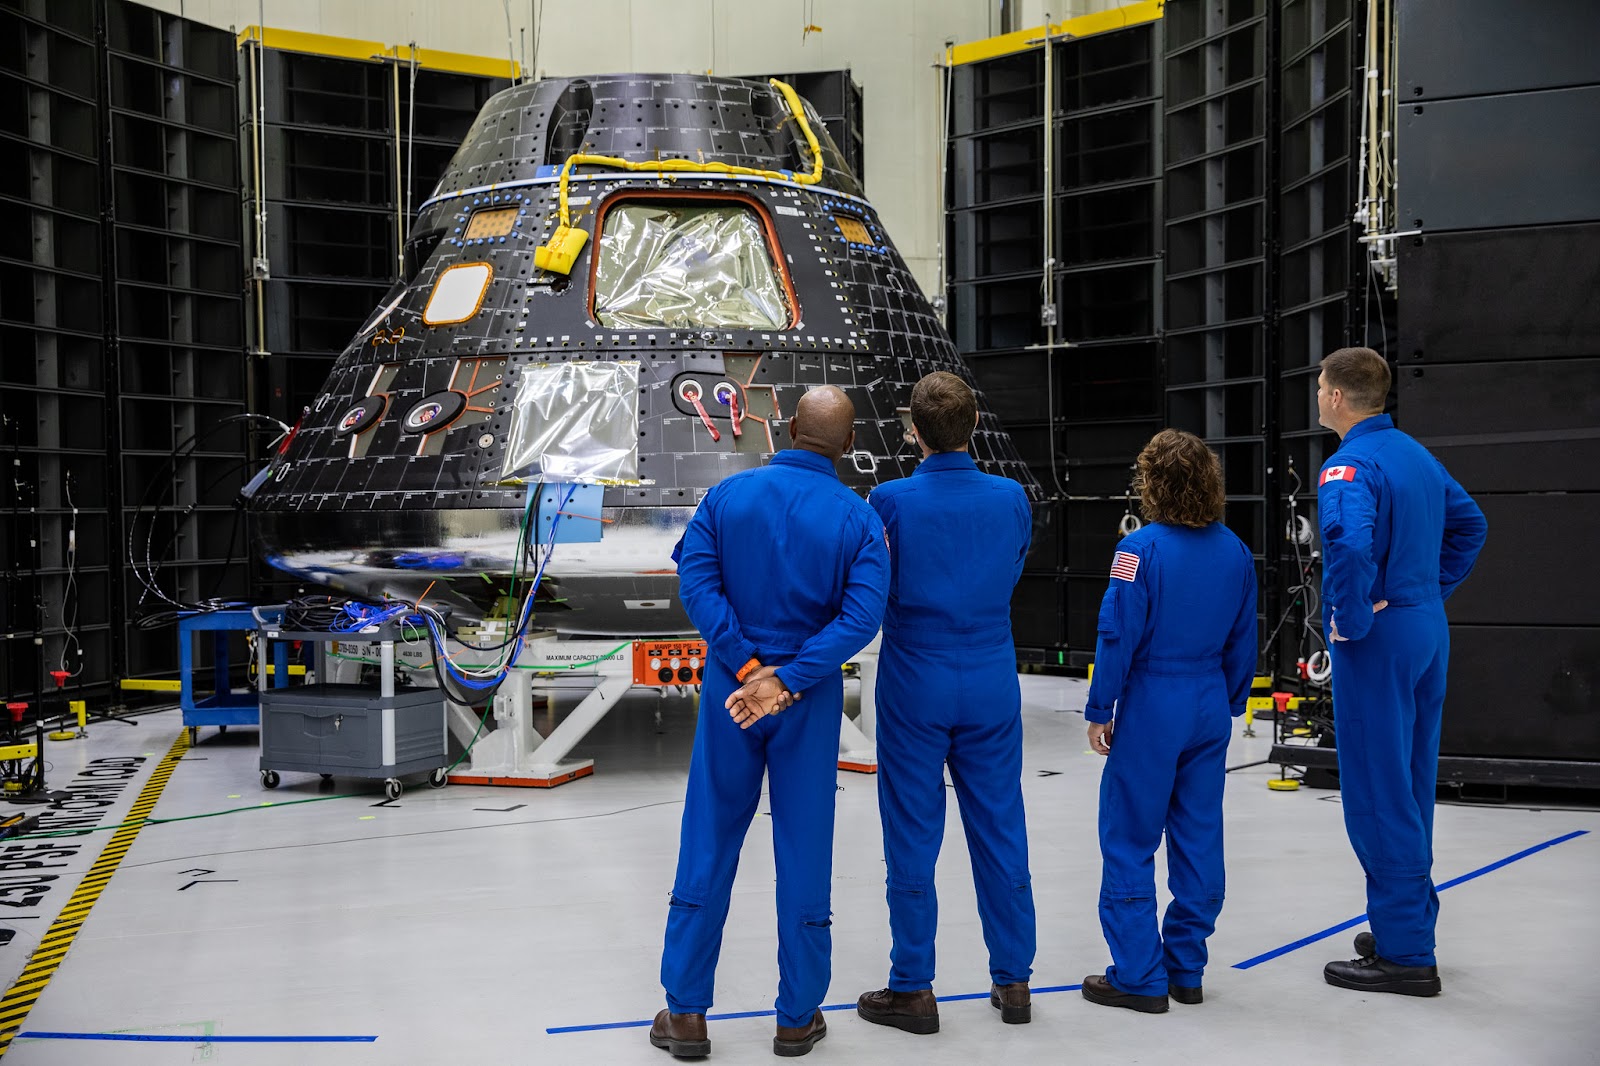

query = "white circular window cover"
[423,262,494,325]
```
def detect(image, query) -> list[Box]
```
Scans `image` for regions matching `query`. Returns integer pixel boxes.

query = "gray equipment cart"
[255,618,449,800]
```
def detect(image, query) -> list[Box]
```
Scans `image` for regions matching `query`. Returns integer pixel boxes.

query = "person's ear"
[788,418,799,442]
[842,429,855,455]
[972,410,980,429]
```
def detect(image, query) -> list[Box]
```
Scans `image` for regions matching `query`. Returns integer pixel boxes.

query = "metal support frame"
[839,645,880,773]
[329,630,884,787]
[445,636,636,788]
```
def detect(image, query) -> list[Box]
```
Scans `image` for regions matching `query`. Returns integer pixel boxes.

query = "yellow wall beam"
[395,44,519,81]
[119,679,182,693]
[237,26,519,80]
[236,26,389,63]
[949,0,1164,66]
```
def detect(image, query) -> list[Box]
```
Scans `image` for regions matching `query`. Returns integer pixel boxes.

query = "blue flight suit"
[1086,522,1257,997]
[662,448,890,1029]
[1317,413,1487,968]
[867,451,1035,992]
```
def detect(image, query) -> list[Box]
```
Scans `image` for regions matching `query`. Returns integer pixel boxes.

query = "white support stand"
[446,635,636,788]
[839,634,881,773]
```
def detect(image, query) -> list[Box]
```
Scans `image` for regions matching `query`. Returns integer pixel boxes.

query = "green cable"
[327,641,630,672]
[11,630,636,840]
[513,641,632,671]
[8,792,363,840]
[442,706,490,776]
[439,640,633,776]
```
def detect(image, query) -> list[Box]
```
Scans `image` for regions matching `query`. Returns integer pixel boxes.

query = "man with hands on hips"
[1314,347,1486,997]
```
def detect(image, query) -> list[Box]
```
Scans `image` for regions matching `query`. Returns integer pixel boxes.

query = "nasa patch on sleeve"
[1319,464,1358,487]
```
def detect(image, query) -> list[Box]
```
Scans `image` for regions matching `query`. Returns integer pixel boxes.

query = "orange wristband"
[736,658,761,683]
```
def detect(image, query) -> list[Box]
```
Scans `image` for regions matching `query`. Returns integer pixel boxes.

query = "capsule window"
[423,262,493,325]
[593,201,794,330]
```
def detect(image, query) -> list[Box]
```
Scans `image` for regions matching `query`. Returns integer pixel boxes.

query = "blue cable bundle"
[418,484,576,693]
[330,601,417,633]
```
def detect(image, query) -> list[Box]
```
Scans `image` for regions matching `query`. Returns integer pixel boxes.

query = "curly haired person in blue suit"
[1082,430,1258,1013]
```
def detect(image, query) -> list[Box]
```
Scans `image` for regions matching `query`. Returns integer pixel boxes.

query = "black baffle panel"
[1396,0,1600,767]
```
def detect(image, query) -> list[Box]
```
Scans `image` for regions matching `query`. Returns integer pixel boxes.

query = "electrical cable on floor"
[9,792,365,841]
[122,798,695,871]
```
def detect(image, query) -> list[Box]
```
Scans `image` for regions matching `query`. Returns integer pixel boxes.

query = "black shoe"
[1324,955,1441,997]
[1168,984,1203,1005]
[650,1009,710,1059]
[856,987,939,1034]
[1081,974,1169,1014]
[773,1011,827,1057]
[990,981,1031,1024]
[1354,930,1376,959]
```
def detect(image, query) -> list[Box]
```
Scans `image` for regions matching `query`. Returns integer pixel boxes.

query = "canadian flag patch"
[1320,464,1358,487]
[1110,551,1140,582]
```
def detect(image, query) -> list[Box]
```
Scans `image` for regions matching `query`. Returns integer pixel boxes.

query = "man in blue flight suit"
[1080,429,1258,1013]
[1315,347,1487,996]
[852,371,1037,1035]
[652,384,890,1060]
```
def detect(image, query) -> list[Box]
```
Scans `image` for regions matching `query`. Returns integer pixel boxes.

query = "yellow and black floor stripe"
[0,730,189,1057]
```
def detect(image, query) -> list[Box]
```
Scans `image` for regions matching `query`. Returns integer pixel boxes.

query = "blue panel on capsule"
[534,483,605,544]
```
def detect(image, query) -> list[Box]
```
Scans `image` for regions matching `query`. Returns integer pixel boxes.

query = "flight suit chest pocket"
[1097,586,1119,638]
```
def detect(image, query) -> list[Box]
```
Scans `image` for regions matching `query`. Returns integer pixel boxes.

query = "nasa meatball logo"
[334,396,386,437]
[403,392,467,434]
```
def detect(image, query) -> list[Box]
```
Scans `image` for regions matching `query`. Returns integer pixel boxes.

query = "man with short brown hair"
[855,371,1037,1035]
[1314,346,1487,997]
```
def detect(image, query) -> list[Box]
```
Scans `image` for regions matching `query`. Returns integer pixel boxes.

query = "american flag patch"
[1110,551,1140,582]
[1320,464,1357,486]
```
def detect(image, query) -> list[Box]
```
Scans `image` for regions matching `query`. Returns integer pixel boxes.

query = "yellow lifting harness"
[533,79,826,275]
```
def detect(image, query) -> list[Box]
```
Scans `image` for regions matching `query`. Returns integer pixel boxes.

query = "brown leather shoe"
[773,1010,827,1057]
[1081,973,1169,1014]
[990,981,1031,1023]
[650,1008,710,1059]
[856,987,939,1034]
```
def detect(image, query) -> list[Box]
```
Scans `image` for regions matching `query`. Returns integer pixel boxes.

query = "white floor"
[2,676,1597,1065]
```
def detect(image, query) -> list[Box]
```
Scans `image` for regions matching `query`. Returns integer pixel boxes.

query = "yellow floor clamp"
[48,699,88,741]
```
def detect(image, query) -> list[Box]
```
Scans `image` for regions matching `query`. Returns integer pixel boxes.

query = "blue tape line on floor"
[19,1033,378,1043]
[1232,828,1589,970]
[550,830,1588,1036]
[547,984,1085,1034]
